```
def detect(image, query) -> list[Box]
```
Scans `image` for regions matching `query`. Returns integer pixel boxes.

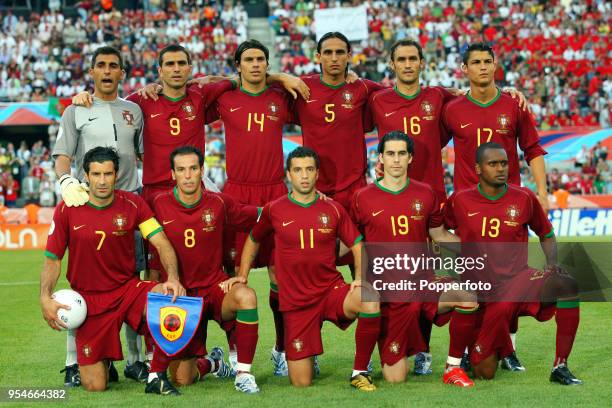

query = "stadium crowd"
[268,0,611,128]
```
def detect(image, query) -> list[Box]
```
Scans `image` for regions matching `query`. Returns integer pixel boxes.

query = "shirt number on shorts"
[481,216,500,238]
[95,230,106,250]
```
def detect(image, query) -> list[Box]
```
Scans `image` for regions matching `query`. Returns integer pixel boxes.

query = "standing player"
[207,39,296,376]
[350,131,478,386]
[40,146,185,392]
[444,142,582,385]
[53,46,148,385]
[295,32,384,210]
[237,147,381,391]
[146,147,262,395]
[442,42,549,369]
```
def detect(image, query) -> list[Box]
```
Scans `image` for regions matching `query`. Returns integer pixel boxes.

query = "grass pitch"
[1,249,611,407]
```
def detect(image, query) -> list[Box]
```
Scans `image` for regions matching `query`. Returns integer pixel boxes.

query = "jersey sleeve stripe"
[139,217,162,239]
[44,250,59,260]
[353,235,364,246]
[249,231,258,243]
[543,229,555,238]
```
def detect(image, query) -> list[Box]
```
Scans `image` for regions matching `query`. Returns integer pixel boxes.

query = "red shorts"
[283,283,353,361]
[223,180,287,267]
[76,278,158,365]
[471,269,556,366]
[378,278,452,366]
[173,282,234,359]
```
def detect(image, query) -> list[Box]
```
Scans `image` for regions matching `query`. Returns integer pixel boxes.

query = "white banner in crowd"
[314,6,369,42]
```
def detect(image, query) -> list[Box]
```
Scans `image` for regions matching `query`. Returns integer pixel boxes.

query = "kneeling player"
[40,147,185,392]
[146,147,261,394]
[444,142,582,385]
[236,147,381,391]
[350,131,478,386]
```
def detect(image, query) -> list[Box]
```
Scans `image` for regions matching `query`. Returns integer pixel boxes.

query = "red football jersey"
[151,188,259,289]
[295,75,384,194]
[368,86,453,202]
[208,86,294,184]
[45,191,161,293]
[350,178,442,243]
[444,184,553,279]
[127,80,235,188]
[251,194,362,312]
[441,90,546,191]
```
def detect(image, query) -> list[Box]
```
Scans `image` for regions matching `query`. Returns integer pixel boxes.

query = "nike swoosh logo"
[150,113,162,118]
[88,117,97,121]
[230,107,242,112]
[468,212,479,217]
[306,99,317,104]
[384,112,396,117]
[73,225,86,230]
[460,123,471,129]
[372,210,384,217]
[162,220,175,225]
[282,221,295,227]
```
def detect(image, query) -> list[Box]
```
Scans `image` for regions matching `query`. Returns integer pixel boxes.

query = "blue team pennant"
[146,293,203,357]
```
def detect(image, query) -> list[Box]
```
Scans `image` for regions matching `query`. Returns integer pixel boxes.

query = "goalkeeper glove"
[59,174,89,207]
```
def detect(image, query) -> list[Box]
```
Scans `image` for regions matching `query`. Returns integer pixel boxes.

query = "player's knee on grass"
[288,358,314,387]
[80,362,108,392]
[232,284,257,310]
[170,359,197,386]
[382,358,408,383]
[473,354,498,380]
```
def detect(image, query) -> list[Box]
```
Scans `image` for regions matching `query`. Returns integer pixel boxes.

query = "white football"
[52,289,87,330]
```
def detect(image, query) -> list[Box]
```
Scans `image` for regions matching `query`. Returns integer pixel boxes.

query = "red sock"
[448,306,479,360]
[353,312,381,372]
[269,286,284,352]
[554,301,580,366]
[144,333,156,356]
[149,347,171,373]
[226,328,237,352]
[197,357,213,377]
[236,309,259,369]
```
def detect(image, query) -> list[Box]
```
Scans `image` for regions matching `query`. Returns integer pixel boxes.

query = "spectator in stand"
[4,174,19,207]
[594,174,607,194]
[575,145,589,168]
[39,173,56,207]
[579,173,594,194]
[21,169,41,202]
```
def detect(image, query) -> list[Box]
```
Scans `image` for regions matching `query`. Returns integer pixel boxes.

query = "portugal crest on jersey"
[147,293,203,357]
[202,209,216,232]
[122,110,134,126]
[497,114,511,134]
[318,212,333,233]
[504,204,520,227]
[411,199,424,220]
[182,102,196,120]
[267,102,279,121]
[112,213,128,235]
[341,90,354,109]
[421,101,435,120]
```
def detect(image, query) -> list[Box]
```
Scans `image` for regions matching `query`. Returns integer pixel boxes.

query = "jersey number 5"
[324,104,335,123]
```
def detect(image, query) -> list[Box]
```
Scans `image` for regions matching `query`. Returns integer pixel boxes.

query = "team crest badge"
[341,90,353,109]
[292,338,304,353]
[202,209,216,232]
[267,102,279,121]
[504,204,520,227]
[497,114,511,134]
[411,199,424,220]
[83,345,91,357]
[474,344,482,354]
[147,293,203,356]
[421,101,435,120]
[389,341,400,355]
[122,110,134,125]
[112,214,128,235]
[181,102,196,120]
[318,212,333,233]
